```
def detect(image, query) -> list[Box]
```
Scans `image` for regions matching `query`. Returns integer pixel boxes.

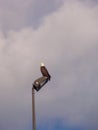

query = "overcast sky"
[0,0,98,130]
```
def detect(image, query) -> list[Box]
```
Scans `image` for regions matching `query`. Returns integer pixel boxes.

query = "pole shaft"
[32,87,36,130]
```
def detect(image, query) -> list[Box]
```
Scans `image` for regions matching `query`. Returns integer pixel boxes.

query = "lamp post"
[32,76,49,130]
[32,87,36,130]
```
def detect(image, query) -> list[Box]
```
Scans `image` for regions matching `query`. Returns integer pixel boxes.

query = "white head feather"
[41,62,45,66]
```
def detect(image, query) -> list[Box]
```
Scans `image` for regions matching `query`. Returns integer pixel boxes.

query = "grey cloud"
[0,0,97,32]
[0,0,63,32]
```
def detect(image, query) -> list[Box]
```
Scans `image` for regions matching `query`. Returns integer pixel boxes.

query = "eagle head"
[41,62,45,67]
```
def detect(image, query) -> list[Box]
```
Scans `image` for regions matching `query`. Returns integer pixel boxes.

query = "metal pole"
[32,87,36,130]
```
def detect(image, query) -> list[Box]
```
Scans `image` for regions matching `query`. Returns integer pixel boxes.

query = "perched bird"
[40,62,51,80]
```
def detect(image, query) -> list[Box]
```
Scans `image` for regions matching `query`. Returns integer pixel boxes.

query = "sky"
[0,0,98,130]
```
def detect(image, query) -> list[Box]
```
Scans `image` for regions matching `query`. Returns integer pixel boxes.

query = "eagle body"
[40,63,51,80]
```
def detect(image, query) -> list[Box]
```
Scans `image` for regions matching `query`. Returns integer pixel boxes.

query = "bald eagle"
[40,63,51,80]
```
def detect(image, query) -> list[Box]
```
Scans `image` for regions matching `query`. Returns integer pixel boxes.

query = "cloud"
[0,0,98,130]
[0,0,63,32]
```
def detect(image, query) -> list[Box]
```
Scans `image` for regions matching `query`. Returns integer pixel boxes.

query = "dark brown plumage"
[40,63,51,80]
